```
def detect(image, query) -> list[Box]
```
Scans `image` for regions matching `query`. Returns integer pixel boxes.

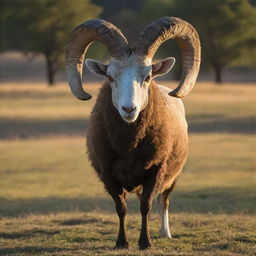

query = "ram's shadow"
[0,186,255,217]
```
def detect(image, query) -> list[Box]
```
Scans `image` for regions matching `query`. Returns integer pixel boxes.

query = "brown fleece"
[86,81,188,194]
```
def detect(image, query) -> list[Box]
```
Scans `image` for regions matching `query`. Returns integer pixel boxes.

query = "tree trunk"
[212,64,223,84]
[45,55,56,86]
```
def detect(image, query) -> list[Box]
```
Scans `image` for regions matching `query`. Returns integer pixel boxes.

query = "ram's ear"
[152,57,175,78]
[85,59,107,77]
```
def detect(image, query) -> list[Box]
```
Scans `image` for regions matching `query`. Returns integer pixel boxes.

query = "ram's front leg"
[138,167,160,250]
[113,192,128,249]
[103,172,129,249]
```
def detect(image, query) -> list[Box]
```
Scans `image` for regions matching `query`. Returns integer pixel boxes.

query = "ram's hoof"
[159,229,172,238]
[114,241,129,249]
[138,239,152,250]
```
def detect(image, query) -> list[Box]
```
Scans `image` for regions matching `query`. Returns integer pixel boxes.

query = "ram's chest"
[109,129,171,192]
[111,154,146,192]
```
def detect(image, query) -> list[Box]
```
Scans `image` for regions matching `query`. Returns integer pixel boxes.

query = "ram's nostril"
[122,105,136,114]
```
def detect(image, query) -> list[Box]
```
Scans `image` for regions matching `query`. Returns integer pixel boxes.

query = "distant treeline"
[1,0,256,84]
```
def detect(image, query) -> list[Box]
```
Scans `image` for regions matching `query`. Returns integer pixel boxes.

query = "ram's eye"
[145,75,151,83]
[107,75,114,83]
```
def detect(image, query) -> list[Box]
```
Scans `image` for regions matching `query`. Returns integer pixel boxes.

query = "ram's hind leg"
[157,181,176,238]
[136,187,142,202]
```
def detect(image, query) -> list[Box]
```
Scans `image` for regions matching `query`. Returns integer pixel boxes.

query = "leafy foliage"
[142,0,256,82]
[1,0,101,84]
[1,0,256,84]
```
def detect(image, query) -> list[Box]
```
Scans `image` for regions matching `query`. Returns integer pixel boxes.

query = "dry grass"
[0,82,255,255]
[0,212,255,256]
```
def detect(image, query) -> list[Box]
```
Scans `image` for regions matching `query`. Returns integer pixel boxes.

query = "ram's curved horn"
[65,19,130,100]
[133,17,201,98]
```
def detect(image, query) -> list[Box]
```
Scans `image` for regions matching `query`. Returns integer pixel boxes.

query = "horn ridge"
[65,19,130,100]
[133,17,201,98]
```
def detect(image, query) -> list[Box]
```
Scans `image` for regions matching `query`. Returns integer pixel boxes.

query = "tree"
[91,0,147,47]
[1,0,101,85]
[142,0,256,83]
[141,0,183,80]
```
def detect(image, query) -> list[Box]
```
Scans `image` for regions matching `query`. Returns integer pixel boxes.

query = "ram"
[65,17,200,250]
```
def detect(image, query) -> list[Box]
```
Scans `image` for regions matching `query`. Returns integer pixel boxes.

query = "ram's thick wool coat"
[87,81,188,194]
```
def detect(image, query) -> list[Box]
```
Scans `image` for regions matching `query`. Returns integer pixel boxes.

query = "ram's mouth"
[122,112,138,123]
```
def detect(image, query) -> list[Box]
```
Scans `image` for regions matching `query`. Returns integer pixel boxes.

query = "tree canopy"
[1,0,256,84]
[1,0,101,84]
[142,0,256,82]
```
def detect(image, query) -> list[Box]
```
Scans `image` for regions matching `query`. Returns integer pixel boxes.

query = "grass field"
[0,82,255,255]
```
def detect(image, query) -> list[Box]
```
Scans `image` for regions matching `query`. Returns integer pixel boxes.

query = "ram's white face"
[86,54,175,123]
